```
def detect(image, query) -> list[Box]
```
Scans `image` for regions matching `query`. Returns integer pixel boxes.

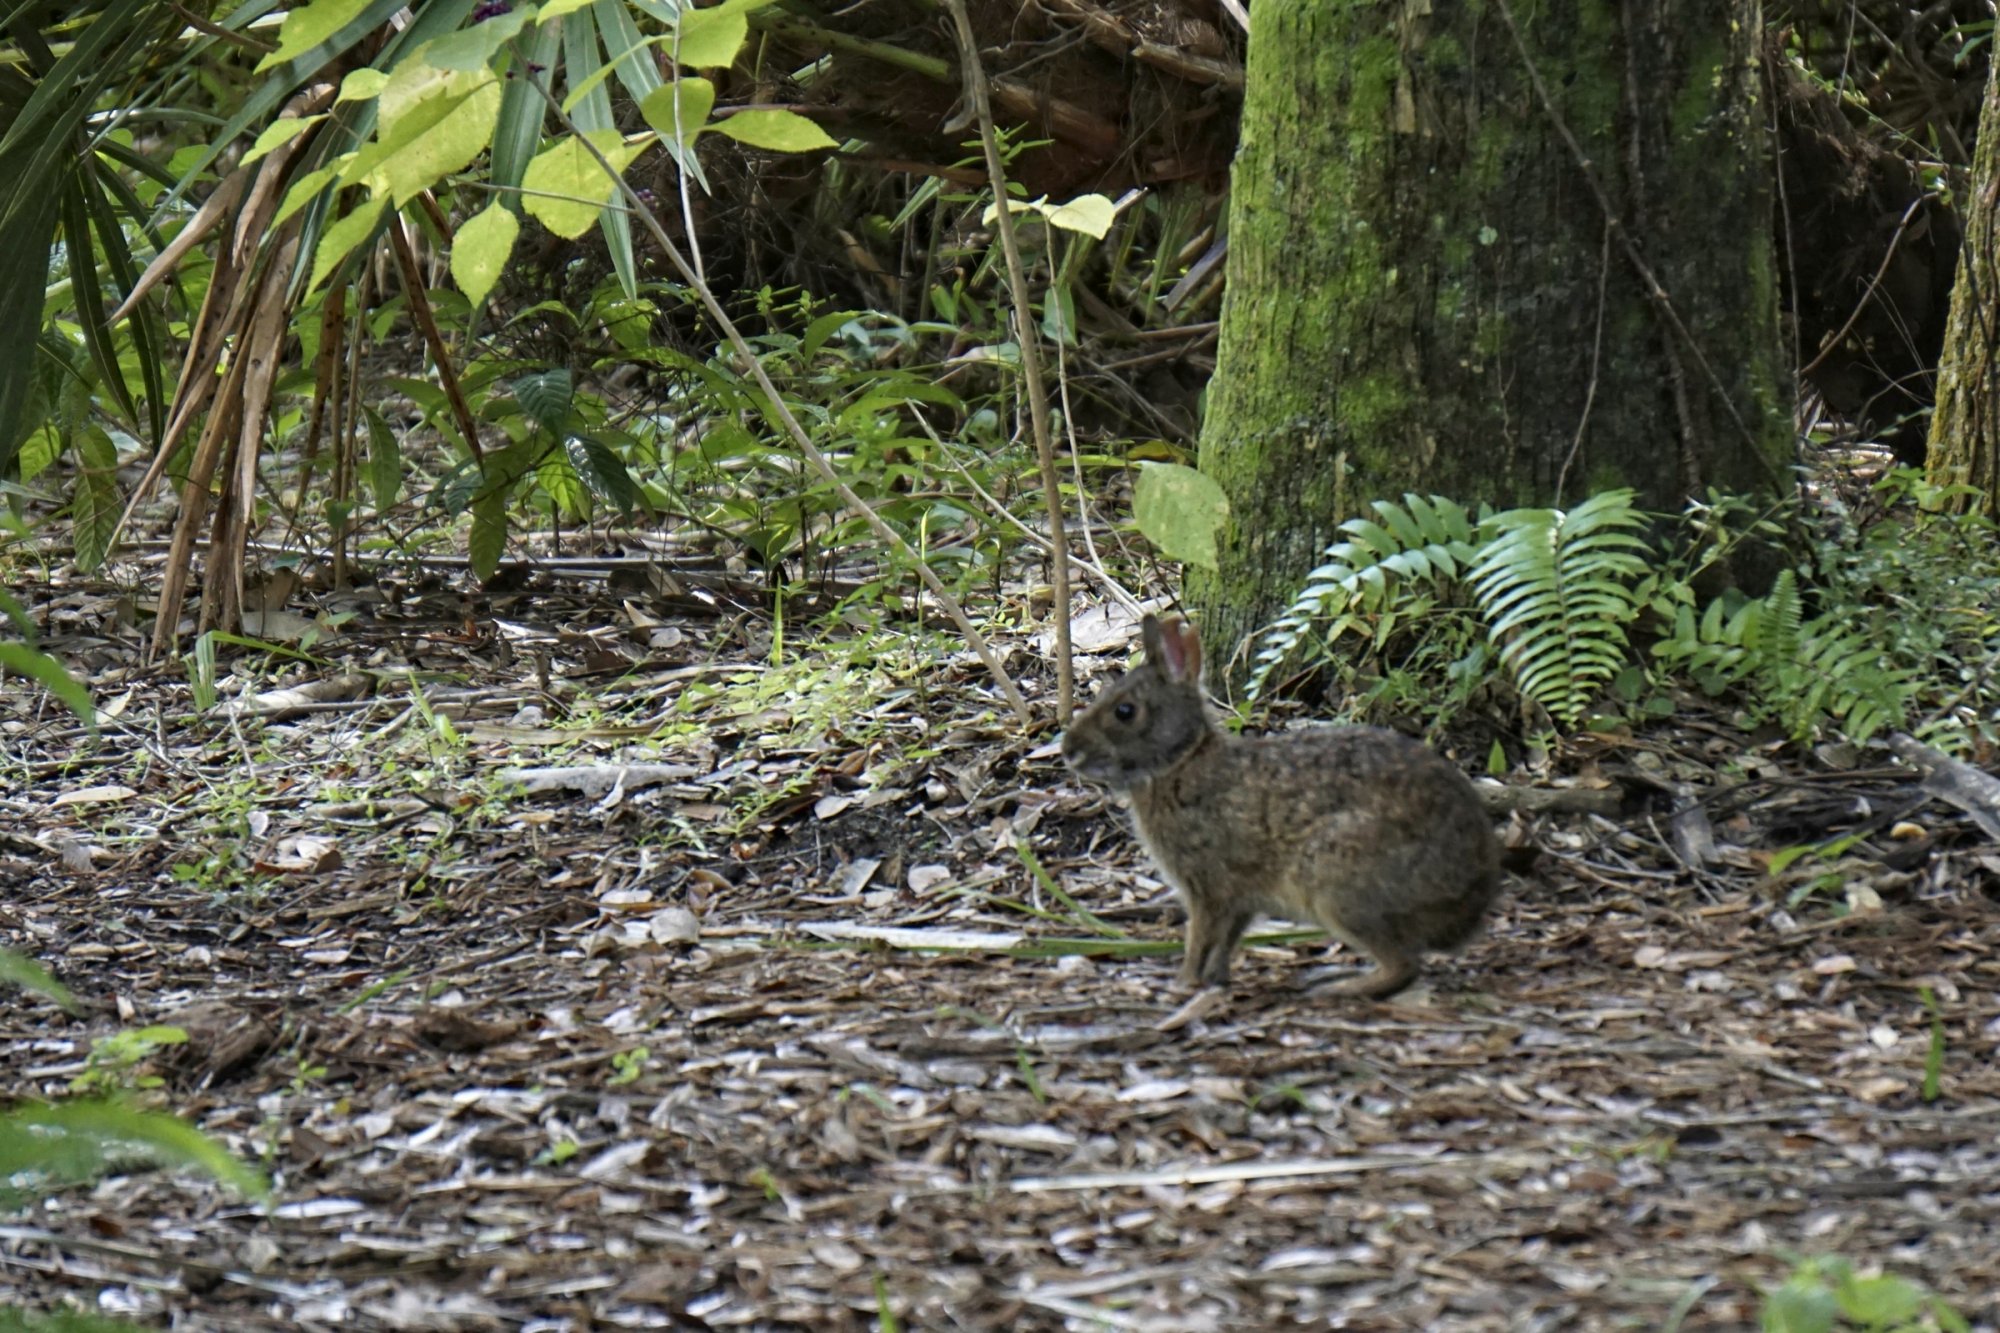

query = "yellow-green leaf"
[424,4,537,70]
[273,159,346,230]
[521,130,642,239]
[256,0,374,72]
[1043,192,1116,238]
[983,192,1118,239]
[715,108,835,153]
[452,203,519,308]
[675,3,749,68]
[346,63,502,205]
[639,78,715,144]
[308,194,389,292]
[541,0,595,16]
[337,68,390,102]
[537,449,589,519]
[1133,462,1230,569]
[243,116,324,165]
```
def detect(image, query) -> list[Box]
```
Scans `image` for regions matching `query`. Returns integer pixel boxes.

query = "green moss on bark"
[1190,0,1790,678]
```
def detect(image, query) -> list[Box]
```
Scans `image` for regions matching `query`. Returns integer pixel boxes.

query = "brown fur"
[1062,616,1501,998]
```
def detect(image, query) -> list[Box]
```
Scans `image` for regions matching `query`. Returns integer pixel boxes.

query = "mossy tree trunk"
[1926,56,2000,514]
[1189,0,1794,682]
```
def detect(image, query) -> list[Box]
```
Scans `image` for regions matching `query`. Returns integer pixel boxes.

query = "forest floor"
[4,563,1999,1332]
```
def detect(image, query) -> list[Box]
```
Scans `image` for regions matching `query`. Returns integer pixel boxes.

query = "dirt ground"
[4,577,1999,1331]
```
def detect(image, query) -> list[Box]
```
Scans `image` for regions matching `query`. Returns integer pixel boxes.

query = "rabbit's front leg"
[1178,895,1254,989]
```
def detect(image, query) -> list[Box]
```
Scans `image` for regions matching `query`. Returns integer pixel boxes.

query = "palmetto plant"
[3,0,835,657]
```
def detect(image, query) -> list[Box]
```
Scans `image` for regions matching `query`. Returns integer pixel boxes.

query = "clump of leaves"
[0,1100,268,1209]
[1760,1254,1966,1332]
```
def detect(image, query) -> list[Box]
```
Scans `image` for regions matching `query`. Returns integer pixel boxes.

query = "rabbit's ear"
[1155,617,1201,683]
[1170,619,1203,683]
[1140,614,1165,662]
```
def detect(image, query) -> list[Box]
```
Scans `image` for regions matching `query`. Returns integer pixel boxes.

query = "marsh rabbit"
[1061,614,1501,997]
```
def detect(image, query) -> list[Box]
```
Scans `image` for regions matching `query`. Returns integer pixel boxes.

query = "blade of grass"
[1013,838,1123,938]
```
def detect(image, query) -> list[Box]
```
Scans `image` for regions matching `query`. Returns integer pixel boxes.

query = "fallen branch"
[1886,731,2000,842]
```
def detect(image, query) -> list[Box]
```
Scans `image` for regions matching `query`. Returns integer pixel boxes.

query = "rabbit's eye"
[1114,701,1137,723]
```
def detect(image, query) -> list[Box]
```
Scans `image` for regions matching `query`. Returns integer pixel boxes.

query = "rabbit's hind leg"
[1327,950,1419,999]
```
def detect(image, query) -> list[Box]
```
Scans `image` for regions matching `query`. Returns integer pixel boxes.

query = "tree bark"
[1190,0,1794,682]
[1926,56,2000,513]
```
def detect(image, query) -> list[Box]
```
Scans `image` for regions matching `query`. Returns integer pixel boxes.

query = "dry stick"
[1493,0,1786,493]
[335,268,369,590]
[940,0,1075,723]
[1554,223,1614,504]
[515,66,1032,726]
[1054,340,1124,597]
[387,218,484,463]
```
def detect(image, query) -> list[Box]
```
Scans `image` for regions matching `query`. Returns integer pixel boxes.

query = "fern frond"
[1247,493,1479,699]
[1787,619,1914,743]
[1469,489,1649,725]
[1748,569,1804,664]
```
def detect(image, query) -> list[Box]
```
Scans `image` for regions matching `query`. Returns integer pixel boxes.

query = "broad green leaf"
[307,194,389,292]
[1760,1279,1837,1333]
[70,426,120,573]
[801,309,865,359]
[542,0,596,16]
[675,2,750,68]
[1833,1273,1924,1325]
[0,644,93,730]
[243,116,324,165]
[570,435,640,513]
[362,406,403,512]
[0,949,80,1012]
[522,131,643,239]
[1133,462,1229,570]
[337,69,391,102]
[425,5,538,70]
[452,203,519,308]
[469,486,508,581]
[639,78,715,144]
[715,108,836,152]
[257,0,375,72]
[70,471,120,574]
[18,426,59,483]
[514,368,574,433]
